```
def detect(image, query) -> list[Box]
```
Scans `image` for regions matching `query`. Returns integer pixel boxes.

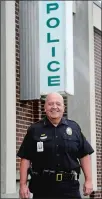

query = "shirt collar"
[43,116,68,126]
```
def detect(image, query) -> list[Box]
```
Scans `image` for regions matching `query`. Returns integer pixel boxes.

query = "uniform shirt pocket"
[63,134,79,155]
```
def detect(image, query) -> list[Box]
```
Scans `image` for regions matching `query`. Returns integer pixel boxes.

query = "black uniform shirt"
[17,117,94,173]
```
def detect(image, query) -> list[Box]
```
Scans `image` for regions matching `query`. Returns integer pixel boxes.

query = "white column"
[1,1,16,194]
[65,1,74,95]
[93,3,101,31]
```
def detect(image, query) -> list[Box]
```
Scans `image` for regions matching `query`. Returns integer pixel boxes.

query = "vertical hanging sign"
[39,1,65,94]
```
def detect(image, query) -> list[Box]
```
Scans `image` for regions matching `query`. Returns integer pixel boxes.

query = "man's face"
[44,94,65,120]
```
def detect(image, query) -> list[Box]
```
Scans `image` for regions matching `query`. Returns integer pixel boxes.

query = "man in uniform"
[17,92,94,199]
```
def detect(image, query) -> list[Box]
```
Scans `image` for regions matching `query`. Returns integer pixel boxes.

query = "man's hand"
[19,184,30,199]
[83,180,93,196]
[80,155,93,196]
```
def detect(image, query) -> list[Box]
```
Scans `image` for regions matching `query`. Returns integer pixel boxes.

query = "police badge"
[66,127,72,135]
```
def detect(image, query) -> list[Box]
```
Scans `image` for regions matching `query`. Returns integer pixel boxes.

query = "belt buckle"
[56,173,62,181]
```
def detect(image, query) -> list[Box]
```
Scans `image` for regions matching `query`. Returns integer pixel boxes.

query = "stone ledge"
[1,182,33,198]
[1,192,19,198]
[1,193,33,198]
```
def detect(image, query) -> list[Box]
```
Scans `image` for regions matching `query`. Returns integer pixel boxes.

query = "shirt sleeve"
[77,126,94,159]
[17,126,33,160]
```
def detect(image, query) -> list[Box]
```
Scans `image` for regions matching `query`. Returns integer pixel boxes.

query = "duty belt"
[42,170,79,181]
[28,168,79,182]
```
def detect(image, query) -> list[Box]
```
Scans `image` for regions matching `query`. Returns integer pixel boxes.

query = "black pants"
[32,175,82,199]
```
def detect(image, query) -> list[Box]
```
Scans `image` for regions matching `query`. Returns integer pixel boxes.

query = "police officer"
[17,92,94,199]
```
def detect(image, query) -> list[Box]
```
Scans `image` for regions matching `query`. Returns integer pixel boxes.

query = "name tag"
[37,142,44,152]
[40,136,47,140]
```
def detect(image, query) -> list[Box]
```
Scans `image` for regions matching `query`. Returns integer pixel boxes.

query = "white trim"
[93,3,101,30]
[65,1,74,95]
[5,1,16,193]
[93,1,101,8]
[1,1,16,194]
[88,1,97,191]
[73,1,76,14]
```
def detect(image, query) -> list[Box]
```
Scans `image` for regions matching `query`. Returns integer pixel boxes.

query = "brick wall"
[15,1,67,170]
[91,28,102,198]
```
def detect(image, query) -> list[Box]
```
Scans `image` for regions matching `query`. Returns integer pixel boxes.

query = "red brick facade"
[91,28,102,198]
[15,2,102,198]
